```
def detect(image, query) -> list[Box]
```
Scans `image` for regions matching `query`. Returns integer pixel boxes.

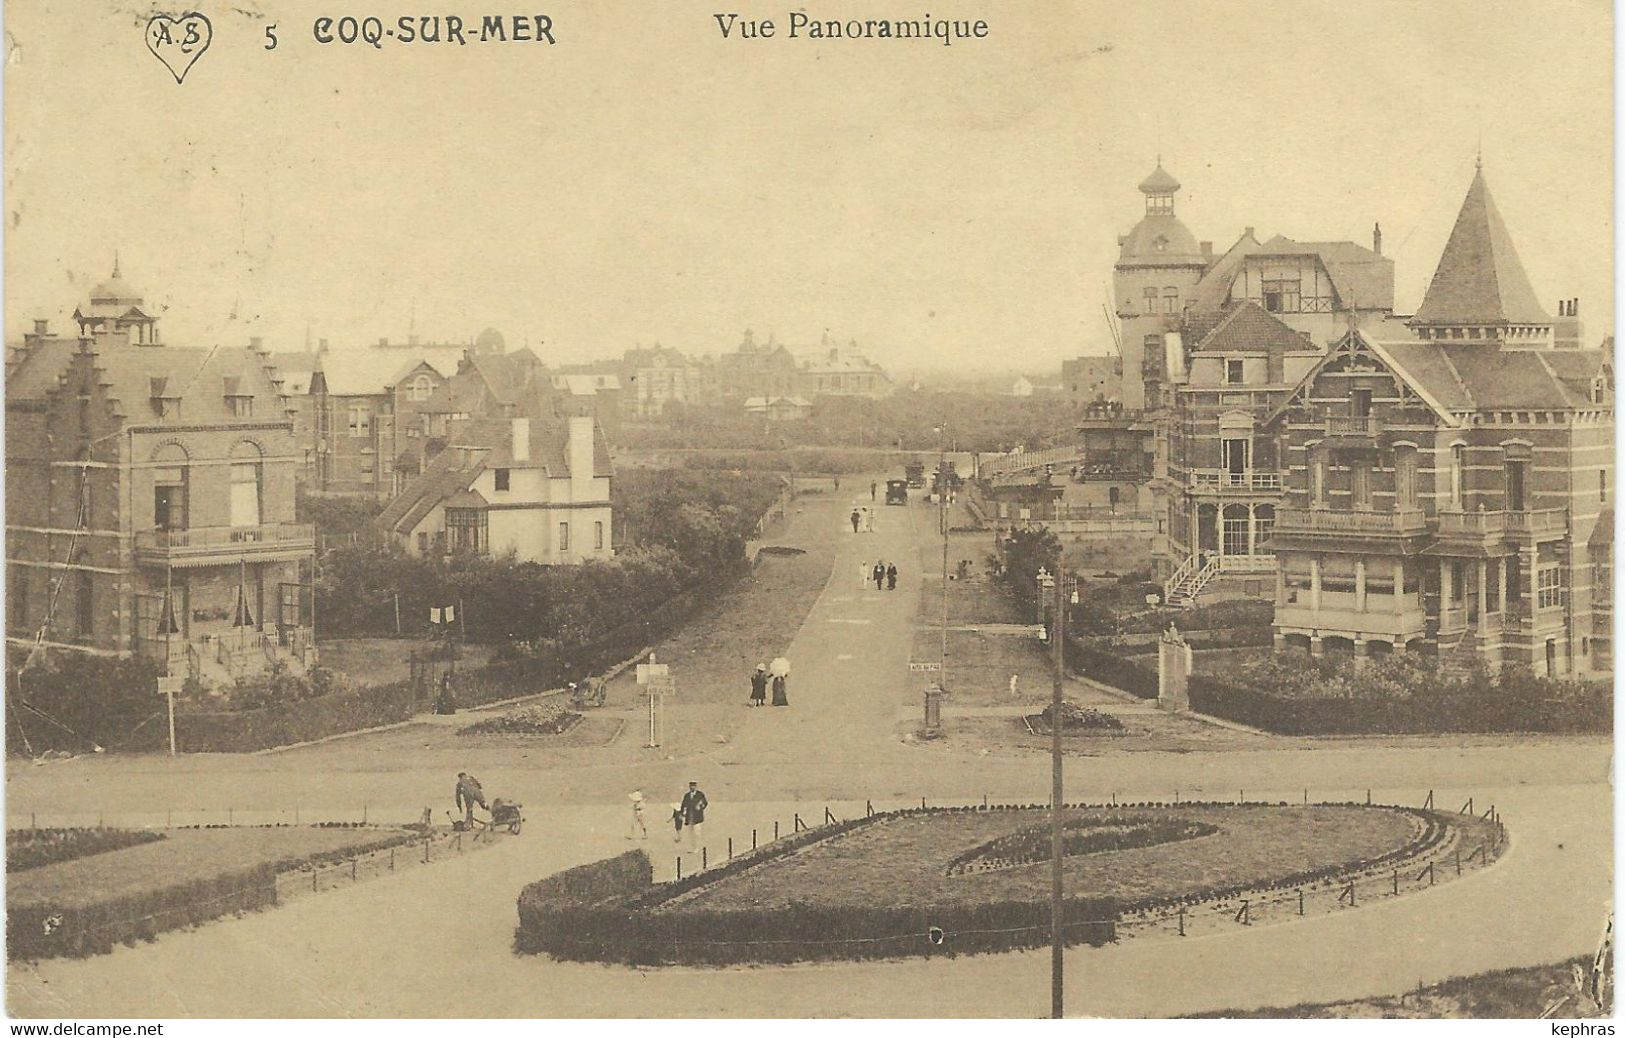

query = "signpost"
[908,662,941,673]
[156,675,184,757]
[636,657,673,748]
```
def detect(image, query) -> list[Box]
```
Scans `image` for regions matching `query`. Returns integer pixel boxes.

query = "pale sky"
[3,0,1614,372]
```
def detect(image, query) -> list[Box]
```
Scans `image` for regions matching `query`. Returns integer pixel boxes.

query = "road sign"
[157,676,185,695]
[635,663,670,685]
[909,662,941,672]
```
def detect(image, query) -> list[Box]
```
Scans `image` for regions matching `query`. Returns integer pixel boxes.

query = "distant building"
[717,329,801,400]
[376,416,612,565]
[1061,356,1123,409]
[744,395,813,422]
[623,345,711,417]
[1011,376,1035,398]
[549,370,623,441]
[7,267,314,687]
[797,341,894,399]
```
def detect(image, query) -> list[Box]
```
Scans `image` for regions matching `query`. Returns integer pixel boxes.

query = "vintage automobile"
[884,479,910,505]
[904,460,926,488]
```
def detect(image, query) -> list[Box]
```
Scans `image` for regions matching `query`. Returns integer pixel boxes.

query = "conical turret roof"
[1412,168,1549,326]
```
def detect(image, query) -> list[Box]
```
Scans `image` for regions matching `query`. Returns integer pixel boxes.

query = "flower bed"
[515,802,1482,966]
[457,702,582,737]
[7,826,421,961]
[7,828,167,873]
[1030,701,1124,733]
[945,816,1216,875]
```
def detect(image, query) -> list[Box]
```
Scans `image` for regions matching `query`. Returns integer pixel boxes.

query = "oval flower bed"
[517,802,1496,967]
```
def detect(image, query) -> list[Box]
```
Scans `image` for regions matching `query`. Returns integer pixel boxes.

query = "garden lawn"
[599,536,835,710]
[317,638,495,688]
[942,576,1026,625]
[661,805,1421,911]
[8,826,420,912]
[913,629,1052,704]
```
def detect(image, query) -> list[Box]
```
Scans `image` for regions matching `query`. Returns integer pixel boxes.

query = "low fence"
[516,791,1506,966]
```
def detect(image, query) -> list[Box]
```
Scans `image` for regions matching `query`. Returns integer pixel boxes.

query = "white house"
[376,415,613,564]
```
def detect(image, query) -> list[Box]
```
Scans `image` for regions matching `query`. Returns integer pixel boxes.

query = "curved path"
[5,486,1614,1017]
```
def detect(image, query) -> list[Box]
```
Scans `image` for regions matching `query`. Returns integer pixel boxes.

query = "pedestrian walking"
[857,559,870,589]
[870,481,877,501]
[749,663,768,707]
[864,507,875,532]
[770,656,790,706]
[627,790,648,839]
[834,476,840,491]
[886,562,898,591]
[670,803,685,844]
[454,771,486,829]
[681,781,709,851]
[851,508,861,534]
[873,561,885,590]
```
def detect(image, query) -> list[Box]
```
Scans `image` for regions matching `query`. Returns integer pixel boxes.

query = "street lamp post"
[1038,565,1065,1018]
[935,427,949,683]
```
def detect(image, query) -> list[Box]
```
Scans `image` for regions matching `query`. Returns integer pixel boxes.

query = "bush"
[6,651,165,755]
[7,829,167,873]
[1036,701,1124,731]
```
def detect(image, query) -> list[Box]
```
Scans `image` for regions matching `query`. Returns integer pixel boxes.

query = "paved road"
[4,480,1615,1017]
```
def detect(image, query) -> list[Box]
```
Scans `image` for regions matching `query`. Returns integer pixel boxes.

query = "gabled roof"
[1255,236,1395,312]
[377,448,484,535]
[1411,168,1549,326]
[316,347,464,397]
[1189,301,1314,354]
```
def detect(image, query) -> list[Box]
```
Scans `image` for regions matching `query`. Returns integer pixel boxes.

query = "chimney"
[568,415,595,495]
[1572,298,1580,317]
[511,418,530,463]
[1372,222,1383,256]
[1244,226,1256,240]
[32,319,48,336]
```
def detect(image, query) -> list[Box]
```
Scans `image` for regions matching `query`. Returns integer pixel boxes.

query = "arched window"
[409,374,434,401]
[230,442,263,528]
[151,444,189,532]
[1394,446,1419,510]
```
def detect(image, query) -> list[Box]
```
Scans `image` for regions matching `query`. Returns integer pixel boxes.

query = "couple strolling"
[749,660,790,707]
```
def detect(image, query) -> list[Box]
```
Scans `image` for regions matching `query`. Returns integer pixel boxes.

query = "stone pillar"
[1440,560,1455,627]
[1352,635,1366,670]
[1275,563,1287,607]
[1355,559,1367,613]
[1310,556,1322,611]
[1476,558,1489,635]
[1309,633,1323,659]
[1247,504,1258,557]
[1394,559,1406,617]
[1158,631,1191,713]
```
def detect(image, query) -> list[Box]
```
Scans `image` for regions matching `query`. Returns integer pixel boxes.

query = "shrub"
[1036,701,1124,731]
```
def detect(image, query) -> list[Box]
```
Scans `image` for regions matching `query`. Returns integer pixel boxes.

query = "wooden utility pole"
[1050,564,1066,1019]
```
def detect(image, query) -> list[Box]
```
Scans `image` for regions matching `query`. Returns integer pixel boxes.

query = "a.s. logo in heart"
[145,12,213,84]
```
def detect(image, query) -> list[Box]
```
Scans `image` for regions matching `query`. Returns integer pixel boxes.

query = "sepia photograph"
[0,0,1615,1025]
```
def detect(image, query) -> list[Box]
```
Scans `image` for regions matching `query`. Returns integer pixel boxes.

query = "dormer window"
[495,469,510,492]
[228,395,254,417]
[1225,359,1245,385]
[1152,236,1169,252]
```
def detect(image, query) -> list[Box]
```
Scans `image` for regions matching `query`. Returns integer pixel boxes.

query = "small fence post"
[389,847,395,871]
[752,828,757,850]
[312,868,319,893]
[1392,868,1399,896]
[1297,889,1305,916]
[824,806,834,825]
[363,804,368,825]
[982,794,988,809]
[1455,848,1462,875]
[921,796,927,810]
[676,857,683,881]
[1365,790,1371,806]
[351,858,358,881]
[423,837,431,864]
[793,813,803,832]
[1239,789,1244,803]
[774,820,780,840]
[1423,790,1434,810]
[1177,907,1186,936]
[30,812,35,830]
[702,847,708,870]
[866,800,873,817]
[1111,792,1117,806]
[1235,900,1250,926]
[1174,790,1179,804]
[728,837,733,861]
[1460,797,1473,815]
[1302,789,1308,805]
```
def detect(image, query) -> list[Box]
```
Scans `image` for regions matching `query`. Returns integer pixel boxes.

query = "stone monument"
[1157,623,1192,713]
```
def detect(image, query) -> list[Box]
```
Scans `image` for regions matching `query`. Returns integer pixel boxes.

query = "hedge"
[1067,636,1611,735]
[7,828,167,873]
[517,808,1117,966]
[8,862,279,961]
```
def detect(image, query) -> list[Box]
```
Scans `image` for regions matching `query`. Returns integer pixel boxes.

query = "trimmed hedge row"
[1066,636,1611,735]
[516,807,1117,966]
[8,862,278,961]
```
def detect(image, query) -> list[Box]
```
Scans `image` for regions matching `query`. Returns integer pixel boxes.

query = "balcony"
[134,523,316,569]
[1436,508,1569,543]
[1189,469,1283,493]
[1324,415,1382,440]
[1274,507,1428,537]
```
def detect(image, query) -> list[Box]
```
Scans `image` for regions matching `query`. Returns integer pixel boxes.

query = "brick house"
[7,272,314,687]
[1264,169,1613,676]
